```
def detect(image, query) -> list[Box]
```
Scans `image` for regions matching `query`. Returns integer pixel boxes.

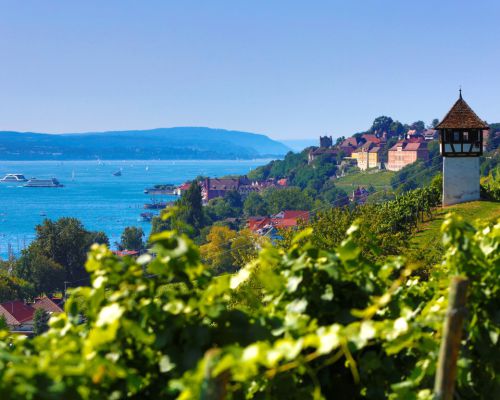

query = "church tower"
[436,92,489,206]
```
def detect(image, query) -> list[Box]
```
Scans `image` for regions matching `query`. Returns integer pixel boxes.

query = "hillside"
[334,170,395,190]
[0,127,290,160]
[413,200,500,247]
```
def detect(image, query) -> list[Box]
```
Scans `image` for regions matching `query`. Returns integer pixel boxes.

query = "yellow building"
[352,144,382,170]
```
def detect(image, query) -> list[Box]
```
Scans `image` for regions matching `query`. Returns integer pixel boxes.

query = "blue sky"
[0,1,498,140]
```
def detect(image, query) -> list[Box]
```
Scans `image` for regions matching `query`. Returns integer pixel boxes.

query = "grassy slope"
[334,170,395,190]
[413,200,500,248]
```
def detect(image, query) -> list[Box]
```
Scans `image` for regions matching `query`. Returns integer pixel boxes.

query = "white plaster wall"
[443,157,480,206]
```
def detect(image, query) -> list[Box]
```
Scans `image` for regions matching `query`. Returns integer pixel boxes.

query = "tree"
[119,227,145,251]
[224,190,243,209]
[230,229,268,269]
[370,116,393,136]
[150,212,171,236]
[243,192,268,216]
[15,218,108,290]
[0,272,33,302]
[15,249,64,295]
[431,118,440,128]
[389,121,405,137]
[335,136,346,146]
[320,183,349,206]
[170,182,206,236]
[32,309,49,336]
[410,120,425,133]
[200,226,238,274]
[89,231,110,246]
[262,187,314,214]
[0,315,7,331]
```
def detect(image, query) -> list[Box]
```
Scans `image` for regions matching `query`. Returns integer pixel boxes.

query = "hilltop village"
[158,114,497,243]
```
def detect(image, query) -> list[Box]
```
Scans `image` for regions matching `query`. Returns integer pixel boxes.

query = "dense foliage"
[0,206,497,399]
[281,177,442,263]
[481,165,500,201]
[12,218,109,294]
[118,227,145,252]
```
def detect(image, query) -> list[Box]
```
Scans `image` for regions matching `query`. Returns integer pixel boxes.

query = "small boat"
[113,170,122,177]
[0,174,28,183]
[24,178,64,188]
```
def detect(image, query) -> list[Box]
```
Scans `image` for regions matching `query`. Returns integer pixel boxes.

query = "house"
[248,210,310,238]
[339,137,359,157]
[201,177,253,202]
[272,210,310,225]
[386,140,429,171]
[423,129,438,141]
[349,186,370,204]
[339,145,357,157]
[352,142,383,170]
[173,182,192,196]
[33,296,64,314]
[0,300,35,333]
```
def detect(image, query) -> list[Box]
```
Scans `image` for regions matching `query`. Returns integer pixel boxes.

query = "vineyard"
[0,196,497,399]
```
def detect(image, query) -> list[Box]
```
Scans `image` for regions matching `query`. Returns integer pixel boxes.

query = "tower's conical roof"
[436,93,489,130]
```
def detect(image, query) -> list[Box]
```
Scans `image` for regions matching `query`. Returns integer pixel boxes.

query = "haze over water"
[0,159,268,259]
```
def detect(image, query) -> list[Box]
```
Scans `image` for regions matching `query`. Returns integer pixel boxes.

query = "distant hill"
[0,127,290,160]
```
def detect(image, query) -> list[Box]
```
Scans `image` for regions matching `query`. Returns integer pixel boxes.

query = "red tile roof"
[361,134,381,144]
[248,211,310,232]
[436,95,489,130]
[389,141,428,152]
[341,137,358,147]
[33,297,64,314]
[275,210,310,220]
[404,142,425,151]
[114,250,140,257]
[248,217,271,232]
[205,178,240,190]
[0,301,35,325]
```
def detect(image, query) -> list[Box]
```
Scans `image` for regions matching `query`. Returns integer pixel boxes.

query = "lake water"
[0,159,268,259]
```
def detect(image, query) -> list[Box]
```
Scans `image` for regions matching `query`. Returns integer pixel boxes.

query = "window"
[453,131,460,142]
[463,132,469,142]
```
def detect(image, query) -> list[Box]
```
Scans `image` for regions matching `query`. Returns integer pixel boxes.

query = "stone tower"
[319,136,333,148]
[436,92,489,206]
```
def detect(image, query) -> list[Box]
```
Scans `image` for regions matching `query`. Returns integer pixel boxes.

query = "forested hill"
[0,127,290,160]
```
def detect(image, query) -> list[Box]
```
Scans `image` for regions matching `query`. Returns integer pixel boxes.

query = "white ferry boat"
[0,174,28,183]
[24,178,64,188]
